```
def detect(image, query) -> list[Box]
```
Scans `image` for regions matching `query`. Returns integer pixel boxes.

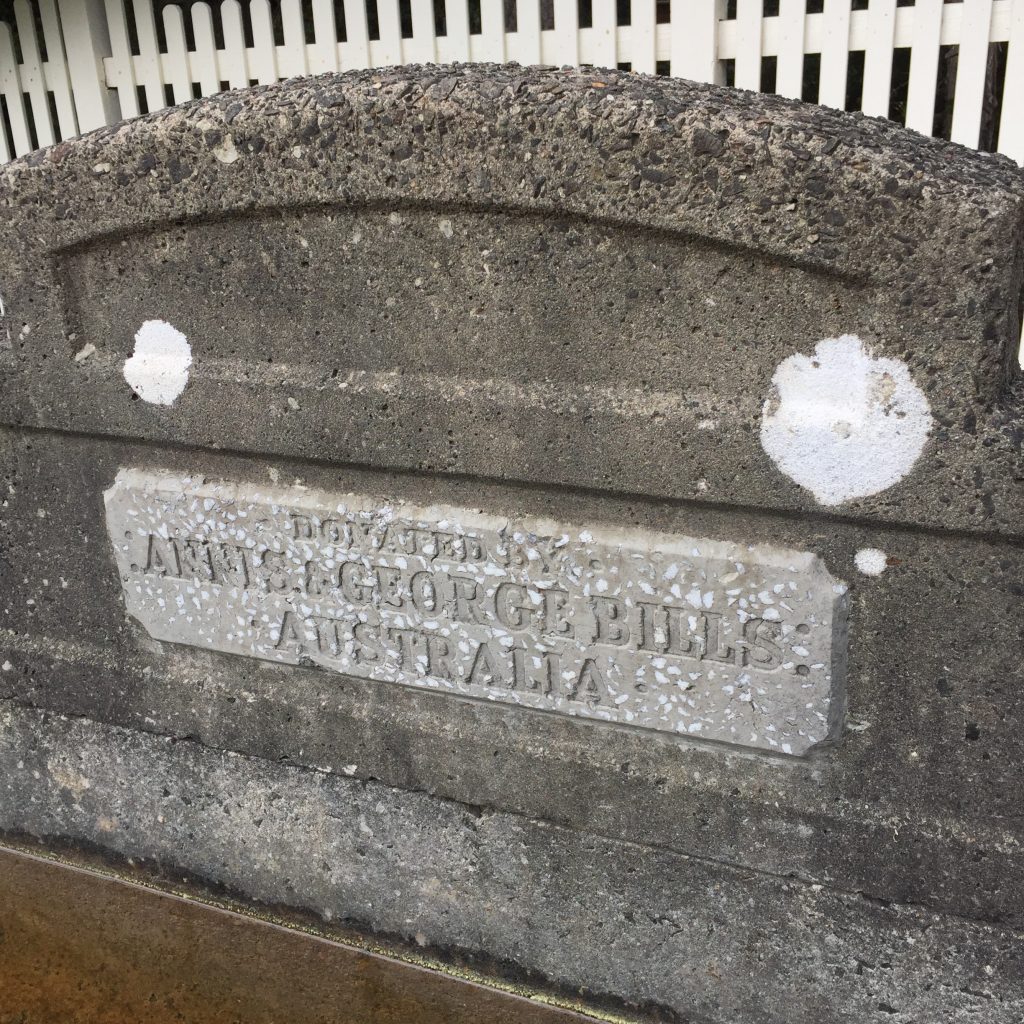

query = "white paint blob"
[760,335,932,505]
[123,319,192,405]
[854,548,888,576]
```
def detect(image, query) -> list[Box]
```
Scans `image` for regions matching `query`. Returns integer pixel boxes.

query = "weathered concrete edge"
[5,65,1023,249]
[3,64,1023,385]
[0,843,626,1024]
[4,620,1020,928]
[1,700,1021,1024]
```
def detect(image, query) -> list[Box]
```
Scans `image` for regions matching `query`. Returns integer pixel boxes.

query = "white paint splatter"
[123,320,192,405]
[854,548,888,576]
[760,335,932,505]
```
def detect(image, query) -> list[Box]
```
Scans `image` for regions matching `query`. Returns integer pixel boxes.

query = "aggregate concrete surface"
[1,65,1022,1022]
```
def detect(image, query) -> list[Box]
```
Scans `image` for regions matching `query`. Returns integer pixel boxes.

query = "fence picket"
[190,2,221,96]
[553,0,580,68]
[817,0,851,108]
[672,0,721,83]
[473,0,506,63]
[441,0,471,62]
[999,0,1024,161]
[247,0,277,84]
[589,0,617,69]
[280,0,310,77]
[951,0,995,146]
[734,0,764,91]
[104,0,140,117]
[904,0,943,134]
[862,0,897,116]
[775,0,806,99]
[248,0,277,84]
[221,0,249,89]
[340,0,371,70]
[0,25,12,160]
[310,0,339,73]
[374,0,403,67]
[0,21,30,155]
[40,0,78,138]
[132,0,166,112]
[162,4,193,104]
[630,0,657,74]
[509,0,543,67]
[5,0,1024,168]
[404,0,437,65]
[55,0,118,132]
[0,56,9,160]
[440,0,471,62]
[14,0,55,146]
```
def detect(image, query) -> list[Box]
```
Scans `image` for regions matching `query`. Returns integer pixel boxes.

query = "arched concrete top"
[4,64,1023,280]
[0,64,1021,533]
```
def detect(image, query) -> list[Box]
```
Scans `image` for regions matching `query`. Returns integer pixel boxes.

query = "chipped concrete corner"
[2,65,1024,1024]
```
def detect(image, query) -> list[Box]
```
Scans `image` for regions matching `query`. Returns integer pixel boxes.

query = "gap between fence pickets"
[101,1,1024,149]
[0,0,1023,164]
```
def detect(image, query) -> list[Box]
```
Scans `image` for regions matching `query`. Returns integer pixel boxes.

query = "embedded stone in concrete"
[105,469,847,756]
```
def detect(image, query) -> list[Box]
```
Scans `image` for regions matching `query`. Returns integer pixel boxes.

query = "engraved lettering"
[449,574,486,625]
[387,626,423,672]
[313,614,344,656]
[593,595,630,647]
[352,621,382,664]
[410,570,440,615]
[106,470,847,756]
[666,606,699,658]
[274,609,306,652]
[495,581,531,630]
[304,559,335,596]
[144,534,181,577]
[340,561,372,604]
[211,543,251,586]
[426,634,455,681]
[543,588,574,639]
[179,538,216,581]
[743,618,784,670]
[702,612,737,665]
[468,641,504,688]
[377,565,405,609]
[570,658,606,703]
[260,550,292,593]
[511,645,560,695]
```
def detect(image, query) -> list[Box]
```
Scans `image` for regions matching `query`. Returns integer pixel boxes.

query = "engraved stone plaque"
[106,469,847,756]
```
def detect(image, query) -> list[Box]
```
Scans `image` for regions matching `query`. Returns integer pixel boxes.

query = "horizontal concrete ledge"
[1,702,1021,1024]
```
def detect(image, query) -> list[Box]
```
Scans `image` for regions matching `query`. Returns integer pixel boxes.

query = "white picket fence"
[1,0,1023,165]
